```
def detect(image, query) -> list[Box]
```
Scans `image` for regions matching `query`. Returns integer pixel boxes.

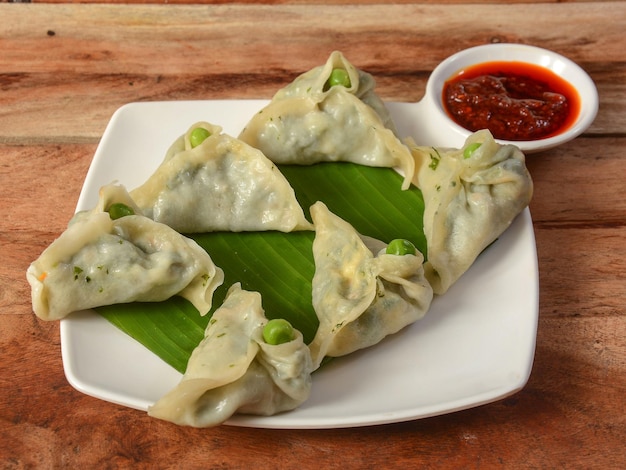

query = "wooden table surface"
[1,1,625,468]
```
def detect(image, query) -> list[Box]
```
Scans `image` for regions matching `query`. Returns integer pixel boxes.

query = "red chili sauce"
[442,61,581,141]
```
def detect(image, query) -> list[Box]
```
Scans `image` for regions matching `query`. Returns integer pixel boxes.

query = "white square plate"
[60,100,539,429]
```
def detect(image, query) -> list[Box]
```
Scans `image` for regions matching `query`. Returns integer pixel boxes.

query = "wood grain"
[1,1,624,468]
[1,3,624,142]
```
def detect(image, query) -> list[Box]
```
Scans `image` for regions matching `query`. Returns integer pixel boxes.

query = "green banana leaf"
[96,162,425,374]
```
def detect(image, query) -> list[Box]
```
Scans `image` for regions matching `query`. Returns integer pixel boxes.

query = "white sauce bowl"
[410,43,599,153]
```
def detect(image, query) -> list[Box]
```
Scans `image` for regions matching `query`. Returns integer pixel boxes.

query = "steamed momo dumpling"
[307,202,433,369]
[130,122,312,233]
[239,51,415,190]
[26,183,224,321]
[148,284,313,427]
[408,130,533,294]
